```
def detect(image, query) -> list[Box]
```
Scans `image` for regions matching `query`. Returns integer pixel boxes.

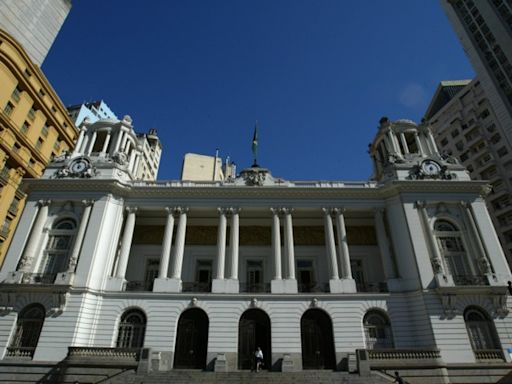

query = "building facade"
[0,118,511,382]
[0,28,77,267]
[181,152,236,182]
[440,0,512,146]
[425,79,512,265]
[0,0,71,66]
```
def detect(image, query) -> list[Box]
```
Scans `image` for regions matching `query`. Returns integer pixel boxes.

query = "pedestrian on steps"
[394,371,405,384]
[255,347,264,372]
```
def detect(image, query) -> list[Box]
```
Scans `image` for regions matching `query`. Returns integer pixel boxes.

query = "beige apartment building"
[0,28,77,266]
[425,79,512,263]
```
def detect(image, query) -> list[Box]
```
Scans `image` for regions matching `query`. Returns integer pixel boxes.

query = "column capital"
[373,207,385,215]
[280,207,294,215]
[81,199,95,207]
[227,207,241,214]
[174,206,189,215]
[414,200,427,209]
[270,207,280,215]
[459,200,470,208]
[37,199,51,208]
[332,207,346,215]
[125,206,138,214]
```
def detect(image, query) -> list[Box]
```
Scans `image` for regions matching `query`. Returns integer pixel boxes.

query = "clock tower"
[43,115,161,182]
[368,117,470,183]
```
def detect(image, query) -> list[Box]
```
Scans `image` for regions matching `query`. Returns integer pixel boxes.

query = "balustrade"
[182,282,211,292]
[475,349,505,361]
[453,275,488,286]
[67,347,141,361]
[5,346,35,358]
[239,283,271,293]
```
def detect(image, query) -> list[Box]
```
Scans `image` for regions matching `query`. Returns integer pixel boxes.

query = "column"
[228,208,240,279]
[75,128,86,153]
[116,207,137,279]
[158,207,175,278]
[170,207,187,279]
[334,208,356,292]
[67,200,94,272]
[113,130,124,153]
[101,130,112,155]
[399,133,409,154]
[374,208,396,279]
[133,154,142,176]
[460,201,491,274]
[271,208,282,280]
[128,149,138,173]
[283,208,295,280]
[323,208,339,280]
[215,207,227,279]
[415,201,447,282]
[427,131,439,154]
[87,131,97,155]
[414,133,425,156]
[334,208,352,279]
[19,200,50,272]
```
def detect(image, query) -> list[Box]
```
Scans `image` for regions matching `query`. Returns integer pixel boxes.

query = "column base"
[330,278,356,293]
[271,279,298,293]
[435,273,455,287]
[105,276,126,291]
[153,278,182,292]
[54,272,74,285]
[212,278,239,293]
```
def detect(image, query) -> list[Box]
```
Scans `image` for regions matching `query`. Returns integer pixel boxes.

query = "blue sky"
[42,0,474,181]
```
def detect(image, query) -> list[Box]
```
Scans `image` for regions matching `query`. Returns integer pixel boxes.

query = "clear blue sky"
[42,0,474,181]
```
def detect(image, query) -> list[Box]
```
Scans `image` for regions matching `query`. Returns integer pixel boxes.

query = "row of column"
[114,205,398,288]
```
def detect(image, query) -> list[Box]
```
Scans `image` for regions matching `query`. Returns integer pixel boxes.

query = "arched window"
[7,304,45,358]
[434,219,472,280]
[464,307,501,357]
[116,309,146,348]
[363,311,394,349]
[39,218,77,276]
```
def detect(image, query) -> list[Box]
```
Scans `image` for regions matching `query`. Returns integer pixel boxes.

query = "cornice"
[23,177,491,202]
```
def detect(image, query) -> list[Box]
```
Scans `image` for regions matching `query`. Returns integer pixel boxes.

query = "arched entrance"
[301,309,335,369]
[238,309,271,370]
[174,308,209,369]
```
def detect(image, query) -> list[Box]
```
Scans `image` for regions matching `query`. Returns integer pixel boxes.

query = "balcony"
[182,281,211,293]
[475,349,505,361]
[5,346,35,359]
[239,283,271,293]
[298,282,329,293]
[22,273,57,284]
[125,280,152,292]
[453,275,488,286]
[67,347,143,364]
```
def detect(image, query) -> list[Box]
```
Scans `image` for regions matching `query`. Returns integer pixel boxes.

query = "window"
[464,307,502,359]
[39,218,76,276]
[21,121,30,134]
[434,220,472,283]
[451,129,460,138]
[11,87,21,102]
[41,125,49,137]
[497,147,508,157]
[116,309,146,348]
[35,138,43,150]
[297,259,315,292]
[7,304,45,358]
[27,108,36,121]
[246,260,263,292]
[441,138,449,146]
[196,260,212,286]
[143,258,159,291]
[363,311,394,349]
[4,101,14,116]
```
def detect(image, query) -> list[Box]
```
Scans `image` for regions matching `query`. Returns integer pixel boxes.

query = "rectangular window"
[27,108,36,120]
[297,259,315,292]
[41,125,49,137]
[11,87,21,102]
[144,258,159,291]
[196,260,213,285]
[3,102,14,116]
[53,140,60,151]
[246,260,263,292]
[35,138,43,150]
[21,121,30,134]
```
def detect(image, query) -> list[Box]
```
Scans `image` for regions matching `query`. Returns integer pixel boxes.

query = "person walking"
[394,371,405,384]
[255,347,264,372]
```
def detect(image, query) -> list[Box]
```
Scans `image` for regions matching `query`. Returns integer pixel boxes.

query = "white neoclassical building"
[0,116,511,383]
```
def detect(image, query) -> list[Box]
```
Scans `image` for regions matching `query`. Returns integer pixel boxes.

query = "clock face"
[421,160,442,176]
[70,158,89,174]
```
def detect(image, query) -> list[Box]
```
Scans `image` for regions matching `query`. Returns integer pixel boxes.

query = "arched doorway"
[238,309,271,370]
[174,308,209,369]
[301,309,335,369]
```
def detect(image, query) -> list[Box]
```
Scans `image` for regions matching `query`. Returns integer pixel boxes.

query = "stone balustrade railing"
[475,349,505,361]
[367,349,441,360]
[67,347,141,362]
[5,347,35,358]
[131,180,377,189]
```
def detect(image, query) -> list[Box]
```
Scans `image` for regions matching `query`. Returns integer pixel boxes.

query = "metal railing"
[182,282,211,292]
[239,283,271,293]
[298,282,329,293]
[453,275,488,286]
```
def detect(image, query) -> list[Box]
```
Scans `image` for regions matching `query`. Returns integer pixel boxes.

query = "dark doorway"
[238,309,271,370]
[174,308,209,369]
[301,309,335,369]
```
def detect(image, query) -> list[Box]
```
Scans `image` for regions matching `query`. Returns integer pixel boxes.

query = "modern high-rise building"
[425,79,512,265]
[67,100,118,127]
[181,152,236,182]
[440,0,512,144]
[0,28,77,267]
[0,117,511,383]
[0,0,72,66]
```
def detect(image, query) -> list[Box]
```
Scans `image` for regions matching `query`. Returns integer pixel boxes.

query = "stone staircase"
[110,370,394,384]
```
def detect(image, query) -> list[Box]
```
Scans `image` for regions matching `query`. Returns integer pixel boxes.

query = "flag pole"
[252,121,259,167]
